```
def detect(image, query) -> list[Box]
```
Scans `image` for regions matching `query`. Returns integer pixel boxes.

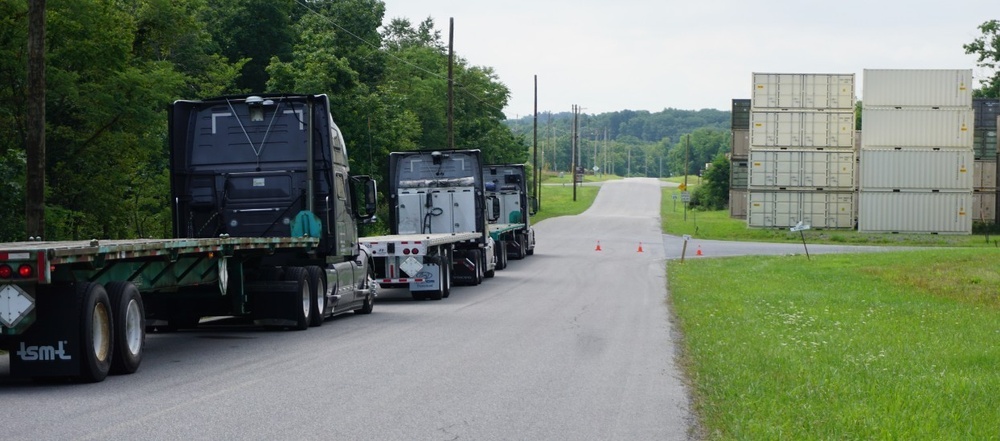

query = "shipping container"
[732,99,751,130]
[862,69,972,108]
[854,130,861,153]
[860,107,973,148]
[731,129,749,157]
[749,149,855,189]
[729,188,748,219]
[858,191,971,234]
[858,148,973,191]
[750,111,855,148]
[730,159,749,188]
[751,73,855,109]
[972,190,997,223]
[974,98,1000,129]
[747,190,855,228]
[974,160,997,189]
[973,129,998,159]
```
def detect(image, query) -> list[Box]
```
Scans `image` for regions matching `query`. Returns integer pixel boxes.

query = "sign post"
[790,221,811,260]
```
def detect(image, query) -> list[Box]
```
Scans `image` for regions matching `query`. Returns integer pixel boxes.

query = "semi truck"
[362,149,497,301]
[0,94,379,382]
[483,164,536,262]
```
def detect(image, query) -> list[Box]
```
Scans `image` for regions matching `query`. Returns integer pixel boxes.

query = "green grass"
[662,187,1000,247]
[668,249,1000,440]
[533,183,599,223]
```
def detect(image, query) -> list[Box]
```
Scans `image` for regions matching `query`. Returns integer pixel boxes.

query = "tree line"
[0,0,527,241]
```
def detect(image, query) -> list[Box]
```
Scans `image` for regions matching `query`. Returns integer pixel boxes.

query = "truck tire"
[106,282,145,375]
[355,270,376,314]
[469,249,483,285]
[514,233,527,260]
[283,267,311,330]
[306,266,326,327]
[441,248,452,298]
[484,247,495,278]
[496,241,507,270]
[76,282,113,382]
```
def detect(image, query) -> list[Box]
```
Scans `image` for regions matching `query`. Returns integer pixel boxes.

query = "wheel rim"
[124,298,143,356]
[92,302,111,362]
[301,283,310,318]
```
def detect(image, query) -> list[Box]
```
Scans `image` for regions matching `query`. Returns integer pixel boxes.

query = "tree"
[690,153,730,210]
[964,19,1000,98]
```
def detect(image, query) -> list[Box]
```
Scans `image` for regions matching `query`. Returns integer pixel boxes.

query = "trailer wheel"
[468,249,483,285]
[283,267,311,330]
[76,282,113,382]
[306,266,326,327]
[106,282,145,375]
[514,233,527,260]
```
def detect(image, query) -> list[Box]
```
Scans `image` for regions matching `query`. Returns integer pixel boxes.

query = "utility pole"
[446,18,455,149]
[533,75,539,210]
[572,105,578,201]
[684,134,690,221]
[26,0,46,239]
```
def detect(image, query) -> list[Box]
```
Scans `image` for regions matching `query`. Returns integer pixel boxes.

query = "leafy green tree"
[690,153,729,210]
[206,0,295,93]
[964,19,1000,97]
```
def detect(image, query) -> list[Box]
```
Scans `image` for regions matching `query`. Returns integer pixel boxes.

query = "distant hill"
[504,108,731,143]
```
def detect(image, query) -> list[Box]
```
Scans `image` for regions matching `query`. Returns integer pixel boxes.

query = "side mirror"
[487,196,501,222]
[365,178,378,215]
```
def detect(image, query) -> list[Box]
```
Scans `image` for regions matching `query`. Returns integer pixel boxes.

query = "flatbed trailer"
[0,94,380,383]
[360,232,481,301]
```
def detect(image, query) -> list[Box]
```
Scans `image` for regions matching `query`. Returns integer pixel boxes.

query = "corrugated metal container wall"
[973,129,998,159]
[732,99,751,130]
[858,191,972,233]
[862,69,972,108]
[860,107,973,148]
[751,73,854,109]
[972,191,996,223]
[974,160,997,189]
[973,98,1000,129]
[748,190,855,228]
[729,188,748,219]
[730,160,749,188]
[854,130,861,153]
[750,111,855,148]
[859,149,973,191]
[749,150,854,189]
[731,129,749,157]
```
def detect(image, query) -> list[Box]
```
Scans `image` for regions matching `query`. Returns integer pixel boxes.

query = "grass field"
[531,172,619,223]
[668,249,1000,439]
[661,187,1000,247]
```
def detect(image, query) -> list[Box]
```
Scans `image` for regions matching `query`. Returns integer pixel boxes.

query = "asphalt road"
[1,178,694,440]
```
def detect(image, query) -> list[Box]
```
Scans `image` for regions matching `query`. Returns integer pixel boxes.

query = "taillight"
[402,248,410,255]
[0,264,11,279]
[411,248,419,255]
[18,264,33,279]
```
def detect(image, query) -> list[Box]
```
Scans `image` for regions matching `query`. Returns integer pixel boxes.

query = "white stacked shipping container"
[747,73,857,229]
[858,69,973,234]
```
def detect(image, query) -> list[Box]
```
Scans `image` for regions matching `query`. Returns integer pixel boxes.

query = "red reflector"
[402,248,410,255]
[0,264,11,279]
[410,248,419,255]
[18,264,33,278]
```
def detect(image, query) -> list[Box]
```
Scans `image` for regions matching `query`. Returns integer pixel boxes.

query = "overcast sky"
[381,0,996,118]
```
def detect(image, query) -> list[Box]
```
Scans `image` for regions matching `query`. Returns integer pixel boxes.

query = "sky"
[381,0,996,118]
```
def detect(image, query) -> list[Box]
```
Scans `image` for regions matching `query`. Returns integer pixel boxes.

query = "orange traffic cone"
[595,240,602,251]
[696,245,703,256]
[637,242,644,252]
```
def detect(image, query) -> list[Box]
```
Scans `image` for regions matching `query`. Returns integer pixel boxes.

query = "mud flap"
[7,286,82,379]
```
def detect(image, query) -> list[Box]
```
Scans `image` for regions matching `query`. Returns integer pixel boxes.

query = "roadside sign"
[672,193,677,200]
[678,183,687,191]
[790,221,811,232]
[681,191,691,202]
